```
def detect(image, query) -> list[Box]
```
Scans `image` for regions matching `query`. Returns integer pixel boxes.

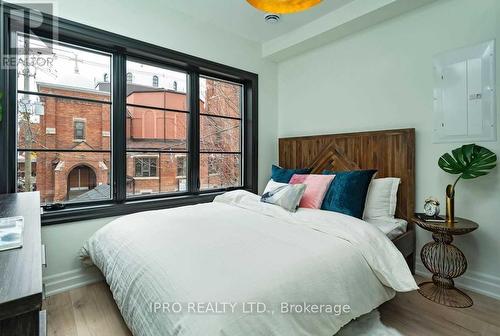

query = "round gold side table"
[413,216,478,308]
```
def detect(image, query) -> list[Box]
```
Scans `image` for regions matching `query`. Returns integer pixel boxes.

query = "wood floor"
[44,276,500,336]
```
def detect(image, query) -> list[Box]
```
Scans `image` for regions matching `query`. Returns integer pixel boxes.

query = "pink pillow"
[289,174,335,209]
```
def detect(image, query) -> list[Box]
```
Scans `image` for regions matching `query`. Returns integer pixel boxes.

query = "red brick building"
[17,78,241,204]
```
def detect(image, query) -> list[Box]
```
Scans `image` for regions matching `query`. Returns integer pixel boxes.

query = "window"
[199,77,242,190]
[134,157,157,177]
[2,4,257,224]
[125,59,188,197]
[74,119,86,141]
[207,155,219,176]
[176,156,186,178]
[15,34,112,205]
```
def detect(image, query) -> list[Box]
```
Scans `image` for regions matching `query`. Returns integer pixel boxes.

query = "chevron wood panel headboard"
[278,128,415,224]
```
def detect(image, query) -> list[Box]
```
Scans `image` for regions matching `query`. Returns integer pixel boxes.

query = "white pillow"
[363,177,400,220]
[263,179,288,194]
[261,179,306,212]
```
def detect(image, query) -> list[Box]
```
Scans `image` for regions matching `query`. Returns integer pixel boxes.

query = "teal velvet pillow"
[321,170,377,218]
[271,165,312,183]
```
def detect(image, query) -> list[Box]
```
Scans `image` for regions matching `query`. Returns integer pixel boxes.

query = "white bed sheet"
[82,190,417,336]
[365,218,408,240]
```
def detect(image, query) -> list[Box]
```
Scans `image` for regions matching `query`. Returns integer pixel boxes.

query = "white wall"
[41,217,116,295]
[278,0,500,298]
[40,0,278,294]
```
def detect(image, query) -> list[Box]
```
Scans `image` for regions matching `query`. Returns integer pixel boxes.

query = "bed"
[81,128,417,336]
[278,128,416,272]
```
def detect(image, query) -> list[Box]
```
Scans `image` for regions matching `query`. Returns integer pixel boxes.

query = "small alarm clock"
[424,197,440,217]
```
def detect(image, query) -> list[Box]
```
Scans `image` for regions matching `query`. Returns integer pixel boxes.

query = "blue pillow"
[321,170,377,219]
[271,165,312,183]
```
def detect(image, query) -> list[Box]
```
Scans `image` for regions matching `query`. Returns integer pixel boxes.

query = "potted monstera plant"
[438,144,497,223]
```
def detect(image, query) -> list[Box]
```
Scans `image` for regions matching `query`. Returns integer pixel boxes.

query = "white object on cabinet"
[433,40,496,143]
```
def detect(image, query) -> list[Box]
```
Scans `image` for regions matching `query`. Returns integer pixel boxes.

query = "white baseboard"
[415,262,500,300]
[43,267,103,297]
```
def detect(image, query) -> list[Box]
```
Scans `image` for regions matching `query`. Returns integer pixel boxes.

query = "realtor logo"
[1,1,58,69]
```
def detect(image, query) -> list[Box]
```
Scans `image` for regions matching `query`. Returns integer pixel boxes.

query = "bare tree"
[20,38,33,191]
[201,80,241,188]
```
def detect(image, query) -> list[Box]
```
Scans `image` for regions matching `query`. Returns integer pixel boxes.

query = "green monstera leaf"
[438,144,497,180]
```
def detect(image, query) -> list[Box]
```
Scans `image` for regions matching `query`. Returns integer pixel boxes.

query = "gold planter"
[446,184,455,224]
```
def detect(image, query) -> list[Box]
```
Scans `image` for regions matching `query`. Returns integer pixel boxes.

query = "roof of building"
[95,82,186,96]
[67,184,111,203]
[36,81,186,97]
[37,82,110,96]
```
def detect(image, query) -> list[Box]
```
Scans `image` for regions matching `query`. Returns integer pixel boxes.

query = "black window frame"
[199,75,244,191]
[0,4,258,225]
[124,57,191,200]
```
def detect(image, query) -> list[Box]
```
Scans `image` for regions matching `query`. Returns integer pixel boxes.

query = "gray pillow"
[261,183,306,212]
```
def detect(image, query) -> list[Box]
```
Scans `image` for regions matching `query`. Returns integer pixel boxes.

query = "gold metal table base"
[413,216,478,308]
[418,281,473,308]
[419,231,472,307]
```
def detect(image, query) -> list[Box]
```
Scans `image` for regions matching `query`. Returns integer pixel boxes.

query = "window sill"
[132,176,159,180]
[40,190,236,226]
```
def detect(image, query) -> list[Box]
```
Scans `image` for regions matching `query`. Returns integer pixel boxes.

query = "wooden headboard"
[279,128,415,224]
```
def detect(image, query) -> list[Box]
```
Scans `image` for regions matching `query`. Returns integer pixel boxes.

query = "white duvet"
[82,190,417,336]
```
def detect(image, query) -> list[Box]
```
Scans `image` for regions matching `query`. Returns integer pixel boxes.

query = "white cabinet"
[433,40,496,143]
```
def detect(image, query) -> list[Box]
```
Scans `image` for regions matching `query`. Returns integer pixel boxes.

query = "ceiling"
[160,0,356,43]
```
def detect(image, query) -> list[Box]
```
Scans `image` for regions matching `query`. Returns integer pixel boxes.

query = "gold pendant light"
[246,0,322,14]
